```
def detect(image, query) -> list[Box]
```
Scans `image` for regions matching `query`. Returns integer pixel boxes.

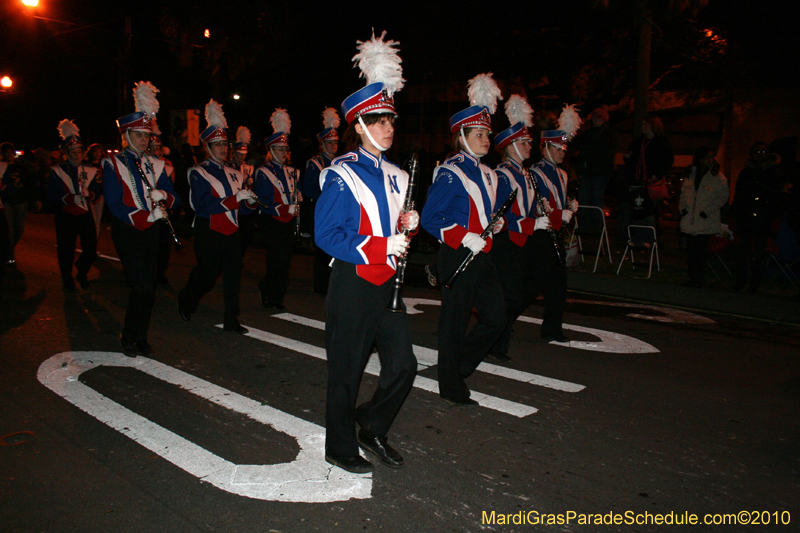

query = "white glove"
[149,189,167,203]
[236,189,256,202]
[400,210,420,232]
[461,232,486,254]
[534,216,552,231]
[288,204,298,215]
[534,201,553,217]
[147,206,167,222]
[492,216,505,234]
[73,194,84,204]
[387,234,409,256]
[568,198,579,212]
[562,210,573,224]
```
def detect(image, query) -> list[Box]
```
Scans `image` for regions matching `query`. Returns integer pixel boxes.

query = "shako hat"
[341,30,405,125]
[117,81,159,133]
[495,94,533,151]
[264,108,291,148]
[540,104,582,151]
[232,126,251,152]
[449,73,502,133]
[57,119,83,151]
[317,107,341,141]
[200,99,228,144]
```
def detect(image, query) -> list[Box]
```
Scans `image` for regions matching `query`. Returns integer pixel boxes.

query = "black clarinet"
[291,169,301,240]
[133,159,184,251]
[387,154,419,312]
[525,167,564,265]
[443,188,518,290]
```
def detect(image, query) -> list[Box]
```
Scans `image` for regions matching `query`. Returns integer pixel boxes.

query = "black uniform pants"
[490,232,539,355]
[437,244,506,401]
[156,221,173,282]
[111,218,159,343]
[258,215,293,305]
[325,261,417,457]
[529,231,567,338]
[180,217,242,327]
[238,212,257,259]
[55,210,96,282]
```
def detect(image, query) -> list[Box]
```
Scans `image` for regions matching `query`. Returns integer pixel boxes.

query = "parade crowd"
[2,31,798,474]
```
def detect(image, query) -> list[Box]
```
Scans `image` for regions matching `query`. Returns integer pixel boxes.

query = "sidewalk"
[568,269,800,325]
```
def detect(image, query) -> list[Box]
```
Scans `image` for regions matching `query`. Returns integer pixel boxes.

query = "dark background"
[1,0,798,151]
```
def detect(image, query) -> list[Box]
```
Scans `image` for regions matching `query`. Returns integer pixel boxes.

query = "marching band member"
[253,108,299,310]
[48,119,101,291]
[487,95,543,361]
[229,126,257,258]
[149,123,176,286]
[420,73,507,406]
[177,100,256,333]
[304,108,340,294]
[315,31,418,473]
[529,105,582,343]
[103,81,180,357]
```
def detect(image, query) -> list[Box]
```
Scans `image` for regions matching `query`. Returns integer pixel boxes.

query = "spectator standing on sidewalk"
[730,142,789,293]
[1,142,40,266]
[617,116,673,247]
[679,147,729,288]
[574,107,617,233]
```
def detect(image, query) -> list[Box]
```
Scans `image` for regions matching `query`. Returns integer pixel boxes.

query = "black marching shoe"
[119,333,138,358]
[177,294,191,321]
[325,453,374,474]
[541,333,570,343]
[440,393,478,406]
[357,429,404,468]
[486,351,512,362]
[224,322,248,334]
[134,341,154,356]
[76,273,90,290]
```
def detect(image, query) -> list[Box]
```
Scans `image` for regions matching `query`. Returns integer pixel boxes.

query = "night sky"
[1,0,797,152]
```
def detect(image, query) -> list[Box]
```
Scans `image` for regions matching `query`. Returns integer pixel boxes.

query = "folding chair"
[768,254,799,288]
[706,235,733,281]
[616,225,660,279]
[568,205,612,272]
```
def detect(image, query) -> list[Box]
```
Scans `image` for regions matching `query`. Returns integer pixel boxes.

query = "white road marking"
[403,298,660,354]
[271,313,585,393]
[37,351,372,502]
[71,247,120,262]
[567,299,716,324]
[226,323,538,418]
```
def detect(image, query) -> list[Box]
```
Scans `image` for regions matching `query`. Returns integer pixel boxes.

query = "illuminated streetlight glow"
[1,76,12,88]
[204,29,210,38]
[22,0,39,6]
[233,94,240,100]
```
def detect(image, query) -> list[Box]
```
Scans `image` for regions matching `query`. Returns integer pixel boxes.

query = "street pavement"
[1,213,799,532]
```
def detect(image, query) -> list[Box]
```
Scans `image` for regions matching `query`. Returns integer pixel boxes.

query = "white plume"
[57,119,79,140]
[352,30,405,96]
[322,107,341,130]
[557,104,582,140]
[205,99,227,129]
[505,94,533,127]
[270,108,291,134]
[236,126,251,145]
[133,81,160,117]
[467,73,503,115]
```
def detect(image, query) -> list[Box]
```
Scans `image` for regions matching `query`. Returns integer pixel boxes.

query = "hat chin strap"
[544,143,558,166]
[460,129,479,159]
[358,116,388,152]
[512,142,525,163]
[206,144,225,164]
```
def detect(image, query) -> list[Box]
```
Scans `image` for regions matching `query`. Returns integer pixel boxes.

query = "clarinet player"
[315,31,418,474]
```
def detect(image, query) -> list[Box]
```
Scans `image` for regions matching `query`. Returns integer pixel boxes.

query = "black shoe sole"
[356,436,404,469]
[325,454,374,474]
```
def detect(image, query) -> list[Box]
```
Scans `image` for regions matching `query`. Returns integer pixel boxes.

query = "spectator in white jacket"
[679,147,729,287]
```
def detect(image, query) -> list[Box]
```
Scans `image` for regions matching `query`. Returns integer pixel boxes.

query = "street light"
[22,0,38,6]
[1,76,12,89]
